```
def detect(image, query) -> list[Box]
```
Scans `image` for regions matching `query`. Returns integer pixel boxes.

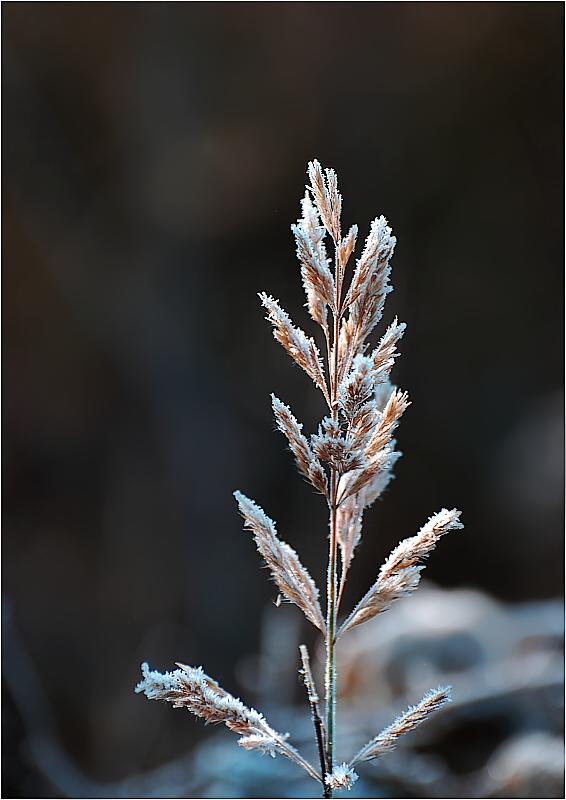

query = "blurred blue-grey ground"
[2,3,563,797]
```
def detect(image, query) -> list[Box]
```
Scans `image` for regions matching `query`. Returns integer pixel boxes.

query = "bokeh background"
[3,2,563,797]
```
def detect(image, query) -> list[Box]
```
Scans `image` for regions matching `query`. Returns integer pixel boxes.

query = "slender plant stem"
[299,645,330,798]
[325,483,338,784]
[325,248,343,794]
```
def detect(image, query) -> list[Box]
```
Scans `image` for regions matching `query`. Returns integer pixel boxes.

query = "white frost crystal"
[325,763,359,790]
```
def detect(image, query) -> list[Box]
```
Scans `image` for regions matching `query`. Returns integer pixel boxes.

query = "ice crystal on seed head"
[325,763,359,790]
[238,733,278,757]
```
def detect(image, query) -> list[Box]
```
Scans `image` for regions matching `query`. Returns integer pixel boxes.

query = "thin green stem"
[324,245,342,794]
[325,483,338,780]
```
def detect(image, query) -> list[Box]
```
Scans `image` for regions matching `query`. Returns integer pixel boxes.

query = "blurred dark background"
[2,2,563,796]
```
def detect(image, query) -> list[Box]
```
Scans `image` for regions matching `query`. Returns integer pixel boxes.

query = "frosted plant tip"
[325,764,359,791]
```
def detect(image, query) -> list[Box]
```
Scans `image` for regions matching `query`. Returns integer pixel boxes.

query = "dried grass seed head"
[379,507,464,580]
[271,395,328,497]
[293,192,335,326]
[364,388,410,460]
[136,662,269,734]
[307,159,342,243]
[259,293,329,403]
[339,355,375,419]
[234,491,326,634]
[338,509,464,636]
[338,225,358,270]
[336,494,364,577]
[135,159,463,795]
[350,686,452,765]
[336,443,398,505]
[136,663,321,781]
[369,317,406,384]
[345,215,396,311]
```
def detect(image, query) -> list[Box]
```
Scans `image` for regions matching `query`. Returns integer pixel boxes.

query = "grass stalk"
[325,490,338,786]
[136,159,461,798]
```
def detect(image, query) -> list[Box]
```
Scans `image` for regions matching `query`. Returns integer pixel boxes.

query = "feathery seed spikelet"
[271,395,328,497]
[349,687,452,765]
[343,216,395,330]
[336,495,364,578]
[338,509,463,637]
[379,507,464,580]
[369,317,406,381]
[364,389,410,459]
[299,192,331,271]
[338,355,375,419]
[311,417,365,475]
[259,293,329,403]
[136,663,321,780]
[348,404,380,454]
[307,160,342,243]
[338,226,358,270]
[234,491,326,634]
[359,451,399,507]
[293,192,335,326]
[335,444,397,505]
[136,661,272,733]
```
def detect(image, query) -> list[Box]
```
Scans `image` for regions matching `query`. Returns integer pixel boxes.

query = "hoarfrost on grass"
[135,159,462,797]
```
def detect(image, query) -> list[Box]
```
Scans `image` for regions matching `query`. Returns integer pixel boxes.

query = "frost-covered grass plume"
[135,160,463,796]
